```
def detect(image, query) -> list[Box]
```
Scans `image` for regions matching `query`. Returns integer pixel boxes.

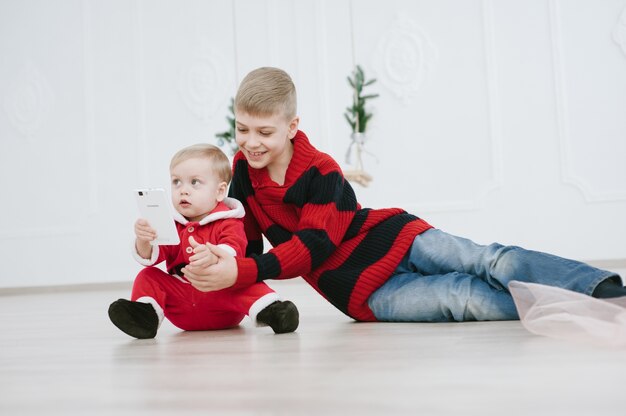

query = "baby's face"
[170,157,225,222]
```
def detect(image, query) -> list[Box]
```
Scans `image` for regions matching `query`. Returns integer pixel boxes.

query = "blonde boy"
[183,68,626,323]
[108,144,299,338]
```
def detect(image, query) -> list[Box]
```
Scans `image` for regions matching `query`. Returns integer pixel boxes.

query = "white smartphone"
[134,188,180,246]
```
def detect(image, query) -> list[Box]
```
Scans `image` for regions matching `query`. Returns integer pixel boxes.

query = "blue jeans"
[368,229,618,322]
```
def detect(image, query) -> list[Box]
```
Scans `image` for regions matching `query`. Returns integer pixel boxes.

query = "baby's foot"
[256,300,299,334]
[108,299,159,339]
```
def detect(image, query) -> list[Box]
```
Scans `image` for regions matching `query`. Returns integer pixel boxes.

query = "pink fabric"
[508,281,626,347]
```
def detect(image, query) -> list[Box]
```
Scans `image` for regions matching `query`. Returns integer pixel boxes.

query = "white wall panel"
[0,0,625,288]
[551,0,626,201]
[347,0,502,213]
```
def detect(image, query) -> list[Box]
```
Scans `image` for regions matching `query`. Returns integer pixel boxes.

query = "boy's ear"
[216,182,228,202]
[287,116,300,139]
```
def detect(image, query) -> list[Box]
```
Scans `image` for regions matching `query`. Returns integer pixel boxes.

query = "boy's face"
[170,157,227,222]
[234,111,299,174]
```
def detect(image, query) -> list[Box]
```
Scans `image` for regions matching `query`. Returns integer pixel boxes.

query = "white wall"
[1,0,625,288]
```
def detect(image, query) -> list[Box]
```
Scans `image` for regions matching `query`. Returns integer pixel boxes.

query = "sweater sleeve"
[234,159,358,287]
[229,156,264,257]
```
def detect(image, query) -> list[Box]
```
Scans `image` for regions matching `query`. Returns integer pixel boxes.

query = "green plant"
[215,97,238,155]
[344,65,379,134]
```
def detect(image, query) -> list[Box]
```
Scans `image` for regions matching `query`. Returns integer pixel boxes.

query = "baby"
[108,143,299,338]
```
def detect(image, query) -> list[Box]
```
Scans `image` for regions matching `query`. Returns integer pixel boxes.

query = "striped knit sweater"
[228,130,432,321]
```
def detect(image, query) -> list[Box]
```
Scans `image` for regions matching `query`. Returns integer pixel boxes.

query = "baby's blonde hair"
[170,144,232,184]
[235,67,297,120]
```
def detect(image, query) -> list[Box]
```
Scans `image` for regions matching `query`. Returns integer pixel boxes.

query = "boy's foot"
[108,299,159,339]
[592,278,626,299]
[256,300,299,334]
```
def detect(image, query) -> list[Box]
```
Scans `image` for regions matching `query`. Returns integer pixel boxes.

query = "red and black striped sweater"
[229,131,432,321]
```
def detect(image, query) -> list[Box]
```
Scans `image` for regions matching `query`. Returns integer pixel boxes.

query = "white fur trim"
[198,198,245,225]
[173,210,188,225]
[132,241,159,266]
[248,292,282,327]
[135,296,164,327]
[216,244,237,257]
[172,197,244,225]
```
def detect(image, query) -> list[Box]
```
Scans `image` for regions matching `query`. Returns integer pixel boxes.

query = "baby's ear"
[216,182,228,201]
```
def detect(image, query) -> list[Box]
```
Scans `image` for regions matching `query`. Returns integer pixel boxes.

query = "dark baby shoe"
[256,300,300,334]
[108,299,159,339]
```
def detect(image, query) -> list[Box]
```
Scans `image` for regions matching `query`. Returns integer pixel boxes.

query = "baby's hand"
[187,236,218,268]
[135,218,157,242]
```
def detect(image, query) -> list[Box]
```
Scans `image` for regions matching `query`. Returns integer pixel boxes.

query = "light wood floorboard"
[1,279,625,416]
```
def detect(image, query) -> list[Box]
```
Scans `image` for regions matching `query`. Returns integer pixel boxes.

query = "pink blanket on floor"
[509,281,626,347]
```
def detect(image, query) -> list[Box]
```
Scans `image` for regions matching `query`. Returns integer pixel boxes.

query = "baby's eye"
[171,179,181,186]
[191,179,200,185]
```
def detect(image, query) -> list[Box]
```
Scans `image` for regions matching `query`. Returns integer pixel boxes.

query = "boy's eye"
[191,179,200,185]
[172,179,180,186]
[237,127,248,133]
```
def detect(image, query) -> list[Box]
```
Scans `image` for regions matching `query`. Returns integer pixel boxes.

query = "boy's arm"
[228,174,264,256]
[234,163,358,287]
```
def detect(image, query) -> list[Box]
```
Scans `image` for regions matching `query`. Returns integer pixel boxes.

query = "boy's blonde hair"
[170,144,232,184]
[235,67,297,120]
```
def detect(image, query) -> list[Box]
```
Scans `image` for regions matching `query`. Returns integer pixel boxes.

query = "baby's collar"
[173,197,245,225]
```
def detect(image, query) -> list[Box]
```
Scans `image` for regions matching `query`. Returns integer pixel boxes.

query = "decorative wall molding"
[549,0,626,202]
[613,6,626,57]
[178,40,231,121]
[372,13,438,105]
[390,0,503,213]
[3,63,53,138]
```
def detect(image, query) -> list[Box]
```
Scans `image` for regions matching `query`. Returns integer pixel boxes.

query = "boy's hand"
[183,238,237,292]
[135,219,157,242]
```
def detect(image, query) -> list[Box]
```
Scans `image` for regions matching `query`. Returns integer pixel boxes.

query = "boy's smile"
[245,150,269,162]
[235,111,299,185]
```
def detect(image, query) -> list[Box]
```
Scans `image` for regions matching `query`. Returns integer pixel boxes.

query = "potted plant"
[343,65,379,187]
[215,97,238,155]
[344,65,379,136]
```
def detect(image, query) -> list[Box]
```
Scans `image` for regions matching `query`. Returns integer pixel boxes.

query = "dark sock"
[591,278,626,299]
[256,300,299,334]
[108,299,159,339]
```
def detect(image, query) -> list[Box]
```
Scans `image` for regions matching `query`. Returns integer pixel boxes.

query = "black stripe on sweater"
[295,228,335,270]
[230,159,255,199]
[318,213,418,317]
[284,167,357,212]
[254,252,281,280]
[266,224,293,246]
[343,208,371,241]
[246,239,263,257]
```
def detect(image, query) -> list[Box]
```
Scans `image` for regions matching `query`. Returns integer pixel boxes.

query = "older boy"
[182,68,626,323]
[108,143,299,338]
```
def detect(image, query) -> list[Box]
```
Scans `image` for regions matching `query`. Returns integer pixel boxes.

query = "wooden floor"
[1,278,626,416]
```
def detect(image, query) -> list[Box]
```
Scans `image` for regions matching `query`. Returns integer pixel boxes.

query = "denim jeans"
[368,229,619,322]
